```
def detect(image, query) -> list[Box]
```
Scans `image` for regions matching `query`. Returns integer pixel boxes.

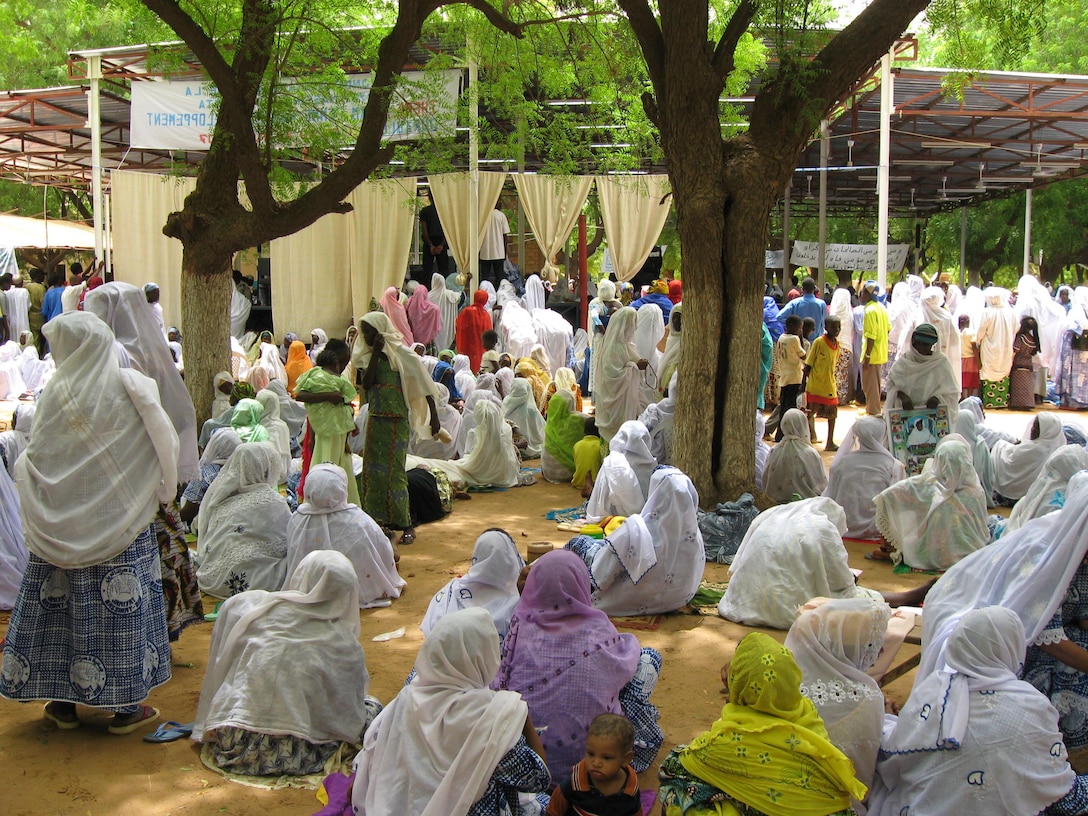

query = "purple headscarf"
[494,549,641,779]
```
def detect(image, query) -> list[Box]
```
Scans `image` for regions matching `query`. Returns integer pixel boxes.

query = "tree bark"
[180,248,232,424]
[620,0,933,506]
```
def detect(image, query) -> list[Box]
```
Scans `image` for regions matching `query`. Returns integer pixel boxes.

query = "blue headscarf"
[432,360,462,402]
[763,296,783,343]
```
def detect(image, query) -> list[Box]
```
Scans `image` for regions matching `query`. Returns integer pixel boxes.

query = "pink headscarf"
[406,284,441,346]
[379,286,414,345]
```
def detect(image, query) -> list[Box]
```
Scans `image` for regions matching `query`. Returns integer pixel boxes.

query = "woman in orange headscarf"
[284,340,313,393]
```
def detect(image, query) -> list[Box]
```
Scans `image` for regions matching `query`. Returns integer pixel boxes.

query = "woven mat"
[609,614,665,631]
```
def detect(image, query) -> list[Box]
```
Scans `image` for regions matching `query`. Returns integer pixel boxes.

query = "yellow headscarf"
[678,633,866,816]
[650,279,669,295]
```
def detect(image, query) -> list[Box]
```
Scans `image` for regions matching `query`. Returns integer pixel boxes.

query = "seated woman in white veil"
[823,416,905,539]
[585,420,657,522]
[193,551,382,778]
[195,442,290,598]
[567,467,704,617]
[283,464,404,609]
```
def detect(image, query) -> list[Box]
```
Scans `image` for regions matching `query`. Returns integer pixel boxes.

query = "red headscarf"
[455,289,493,373]
[667,279,683,304]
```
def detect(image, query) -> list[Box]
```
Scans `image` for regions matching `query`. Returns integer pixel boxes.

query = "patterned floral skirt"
[834,347,853,405]
[0,526,172,709]
[207,697,382,777]
[982,376,1010,409]
[362,414,410,530]
[154,501,203,641]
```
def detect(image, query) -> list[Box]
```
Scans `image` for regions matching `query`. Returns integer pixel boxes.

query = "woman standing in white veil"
[634,303,664,411]
[427,272,461,352]
[593,307,647,444]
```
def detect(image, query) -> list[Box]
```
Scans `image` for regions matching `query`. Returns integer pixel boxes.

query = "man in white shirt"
[60,263,87,313]
[478,203,510,288]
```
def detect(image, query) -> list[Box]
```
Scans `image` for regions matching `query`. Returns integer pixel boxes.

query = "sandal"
[143,721,193,743]
[43,702,80,730]
[108,705,159,735]
[400,530,416,546]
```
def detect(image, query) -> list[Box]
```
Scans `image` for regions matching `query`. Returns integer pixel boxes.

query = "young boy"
[480,329,501,374]
[545,713,643,816]
[771,315,807,442]
[572,417,605,498]
[803,315,841,451]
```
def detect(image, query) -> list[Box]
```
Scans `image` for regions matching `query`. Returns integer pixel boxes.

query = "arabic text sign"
[790,240,909,272]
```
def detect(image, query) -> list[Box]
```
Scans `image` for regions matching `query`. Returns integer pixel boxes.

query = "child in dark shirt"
[545,713,643,816]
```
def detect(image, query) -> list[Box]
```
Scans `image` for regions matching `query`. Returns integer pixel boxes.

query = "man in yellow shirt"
[803,316,841,451]
[860,282,890,415]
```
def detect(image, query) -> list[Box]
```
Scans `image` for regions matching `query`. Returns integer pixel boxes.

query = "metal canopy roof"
[0,85,202,190]
[789,66,1088,217]
[3,43,1088,215]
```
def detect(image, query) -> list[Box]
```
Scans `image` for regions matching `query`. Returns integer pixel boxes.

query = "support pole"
[782,182,791,292]
[88,55,104,265]
[1023,187,1033,277]
[817,119,829,289]
[104,187,112,278]
[578,215,588,329]
[516,111,526,276]
[467,36,480,292]
[959,206,967,288]
[876,49,893,290]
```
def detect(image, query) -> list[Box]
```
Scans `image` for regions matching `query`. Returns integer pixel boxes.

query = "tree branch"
[141,0,277,216]
[749,0,930,163]
[711,0,758,79]
[436,0,524,37]
[616,0,665,92]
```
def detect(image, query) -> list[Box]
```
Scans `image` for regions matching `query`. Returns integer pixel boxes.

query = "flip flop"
[203,600,224,622]
[400,530,416,545]
[143,721,193,743]
[108,705,159,735]
[43,703,80,730]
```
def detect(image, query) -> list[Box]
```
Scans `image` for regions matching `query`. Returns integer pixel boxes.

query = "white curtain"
[270,207,355,340]
[596,175,672,282]
[111,170,195,329]
[428,171,506,279]
[512,174,594,283]
[347,177,419,323]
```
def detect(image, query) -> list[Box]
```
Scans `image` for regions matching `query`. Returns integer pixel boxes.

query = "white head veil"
[785,597,891,791]
[17,312,178,568]
[351,608,529,816]
[420,529,525,639]
[193,550,374,745]
[84,281,198,483]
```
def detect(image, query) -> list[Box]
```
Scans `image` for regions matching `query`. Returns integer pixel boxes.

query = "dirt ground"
[0,406,1043,816]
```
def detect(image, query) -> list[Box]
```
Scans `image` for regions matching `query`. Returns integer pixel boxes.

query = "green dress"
[296,367,360,507]
[362,356,411,529]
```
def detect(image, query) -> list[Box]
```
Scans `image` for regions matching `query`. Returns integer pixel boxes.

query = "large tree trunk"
[180,250,232,425]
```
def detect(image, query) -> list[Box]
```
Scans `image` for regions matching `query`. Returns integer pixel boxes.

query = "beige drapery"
[269,208,355,340]
[346,177,419,323]
[596,175,671,282]
[111,170,195,329]
[427,172,507,280]
[512,174,594,283]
